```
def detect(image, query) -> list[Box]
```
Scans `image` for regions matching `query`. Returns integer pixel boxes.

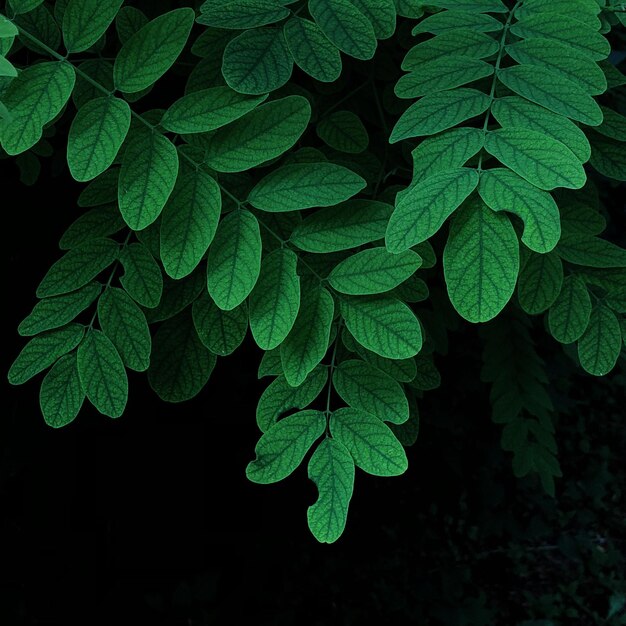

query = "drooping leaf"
[39,353,85,428]
[246,410,326,483]
[148,311,216,402]
[249,248,301,350]
[578,304,622,376]
[548,274,591,343]
[556,235,626,268]
[77,329,128,418]
[60,205,125,249]
[67,96,131,182]
[8,324,85,385]
[444,199,520,323]
[207,209,262,311]
[119,242,163,309]
[62,0,124,53]
[316,111,369,154]
[349,0,396,39]
[517,251,563,315]
[307,438,355,544]
[160,168,221,279]
[330,407,408,476]
[114,8,195,93]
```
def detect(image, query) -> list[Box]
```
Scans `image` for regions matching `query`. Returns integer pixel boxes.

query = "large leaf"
[203,95,311,172]
[330,407,408,476]
[246,410,326,483]
[77,329,128,418]
[113,8,195,93]
[444,199,519,323]
[307,438,354,544]
[39,353,85,428]
[386,168,479,252]
[547,274,591,343]
[160,168,221,279]
[118,126,179,230]
[340,296,422,359]
[67,96,131,182]
[249,248,301,350]
[62,0,124,53]
[249,163,365,211]
[207,209,262,311]
[578,304,622,376]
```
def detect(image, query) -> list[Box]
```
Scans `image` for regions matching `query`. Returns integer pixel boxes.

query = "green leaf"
[505,38,606,96]
[390,396,419,447]
[329,248,421,295]
[39,353,85,428]
[595,107,626,142]
[280,286,334,387]
[556,235,626,268]
[402,29,499,69]
[0,62,75,155]
[77,329,128,417]
[497,65,603,127]
[509,14,610,61]
[119,242,163,309]
[491,96,591,164]
[115,6,148,44]
[62,0,123,53]
[160,168,221,279]
[309,0,376,60]
[333,359,409,424]
[14,4,61,53]
[547,274,591,343]
[249,163,365,211]
[484,128,586,191]
[0,15,19,37]
[192,292,248,356]
[390,88,490,143]
[249,248,301,350]
[246,410,326,483]
[19,283,101,336]
[605,289,626,314]
[316,110,369,154]
[148,311,216,402]
[330,407,408,476]
[386,168,479,253]
[8,0,44,15]
[0,55,17,77]
[36,238,119,298]
[412,9,503,34]
[578,304,622,376]
[395,56,493,99]
[290,200,392,253]
[283,17,342,83]
[203,95,311,172]
[444,199,519,323]
[198,0,289,29]
[161,87,267,134]
[589,133,626,181]
[145,268,205,323]
[478,168,561,253]
[517,251,563,315]
[410,355,441,391]
[67,96,131,182]
[78,169,118,207]
[349,0,395,39]
[340,296,422,359]
[559,198,606,238]
[256,366,328,432]
[8,324,85,385]
[426,0,507,12]
[207,209,262,311]
[60,205,125,250]
[118,126,179,230]
[222,27,293,95]
[113,8,195,93]
[515,0,601,24]
[307,438,354,544]
[98,287,151,372]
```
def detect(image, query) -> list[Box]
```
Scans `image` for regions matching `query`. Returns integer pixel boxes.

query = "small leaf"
[444,199,519,323]
[98,287,151,372]
[77,329,128,418]
[63,0,123,53]
[548,275,591,343]
[330,407,408,476]
[207,209,262,311]
[280,286,334,387]
[316,111,369,154]
[329,248,421,295]
[340,296,423,359]
[307,438,355,543]
[39,353,85,428]
[333,359,409,424]
[60,204,125,249]
[349,0,395,39]
[8,0,44,16]
[557,235,626,268]
[578,304,622,376]
[249,163,365,211]
[517,251,563,315]
[160,168,221,279]
[36,238,119,298]
[246,410,326,484]
[198,0,289,29]
[67,96,131,182]
[9,324,85,385]
[114,8,195,93]
[118,126,179,230]
[119,242,163,309]
[148,311,216,402]
[249,248,301,350]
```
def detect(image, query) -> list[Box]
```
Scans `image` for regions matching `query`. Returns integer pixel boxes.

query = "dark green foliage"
[3,0,626,544]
